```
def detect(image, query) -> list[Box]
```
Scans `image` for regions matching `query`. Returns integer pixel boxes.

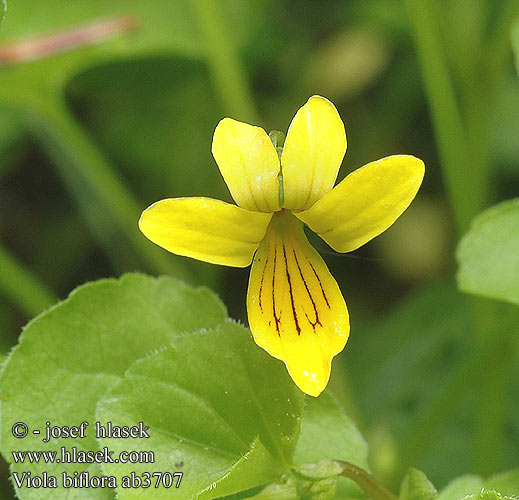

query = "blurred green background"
[1,0,518,498]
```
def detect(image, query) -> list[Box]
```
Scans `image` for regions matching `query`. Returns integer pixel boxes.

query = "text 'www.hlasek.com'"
[9,420,184,489]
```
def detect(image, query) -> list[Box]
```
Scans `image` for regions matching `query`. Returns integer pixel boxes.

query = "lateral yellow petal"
[281,95,347,211]
[247,213,349,397]
[296,155,425,252]
[212,118,281,212]
[139,197,272,267]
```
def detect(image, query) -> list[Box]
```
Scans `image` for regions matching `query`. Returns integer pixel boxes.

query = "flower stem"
[336,461,397,500]
[0,243,57,317]
[190,0,259,123]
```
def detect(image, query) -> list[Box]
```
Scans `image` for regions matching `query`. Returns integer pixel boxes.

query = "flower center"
[269,129,286,210]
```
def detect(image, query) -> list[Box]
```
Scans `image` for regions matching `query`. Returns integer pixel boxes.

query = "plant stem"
[190,0,260,123]
[403,0,487,234]
[0,243,57,317]
[336,460,397,500]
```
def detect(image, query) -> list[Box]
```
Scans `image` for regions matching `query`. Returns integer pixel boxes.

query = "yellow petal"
[281,95,347,210]
[296,155,425,252]
[139,197,272,267]
[212,118,281,212]
[247,213,349,397]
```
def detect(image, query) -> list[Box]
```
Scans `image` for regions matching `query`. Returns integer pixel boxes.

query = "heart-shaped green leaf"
[0,274,226,500]
[96,322,305,500]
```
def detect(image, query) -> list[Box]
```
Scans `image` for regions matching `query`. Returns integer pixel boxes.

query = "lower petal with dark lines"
[247,212,349,397]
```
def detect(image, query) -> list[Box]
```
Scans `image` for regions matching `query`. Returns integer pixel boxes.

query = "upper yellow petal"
[247,213,349,397]
[139,197,272,267]
[296,155,425,252]
[281,96,347,211]
[212,118,281,212]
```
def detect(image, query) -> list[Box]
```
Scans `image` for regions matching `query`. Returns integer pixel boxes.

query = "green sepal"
[399,469,437,500]
[292,460,344,482]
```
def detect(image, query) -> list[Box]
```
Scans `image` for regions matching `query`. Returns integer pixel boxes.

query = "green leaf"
[294,392,370,500]
[0,274,227,500]
[456,199,519,305]
[435,476,484,500]
[295,392,369,468]
[399,469,437,500]
[464,492,516,500]
[485,469,519,496]
[435,470,519,500]
[95,322,305,500]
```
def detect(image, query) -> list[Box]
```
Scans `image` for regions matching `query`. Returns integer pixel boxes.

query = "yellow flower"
[139,96,424,397]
